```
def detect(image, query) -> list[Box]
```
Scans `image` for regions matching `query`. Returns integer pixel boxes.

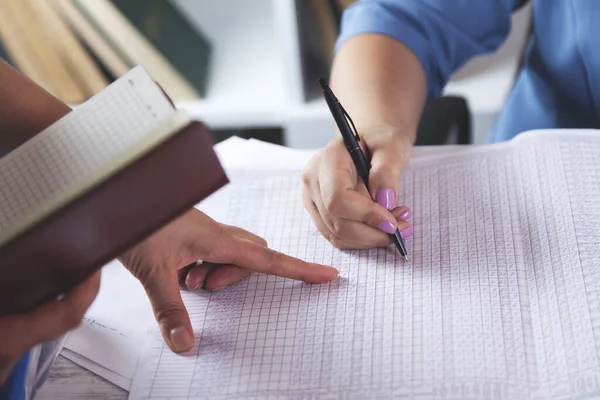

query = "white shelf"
[271,0,304,106]
[171,0,291,128]
[177,101,287,128]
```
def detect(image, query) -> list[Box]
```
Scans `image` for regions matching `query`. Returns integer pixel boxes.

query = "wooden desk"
[37,356,126,399]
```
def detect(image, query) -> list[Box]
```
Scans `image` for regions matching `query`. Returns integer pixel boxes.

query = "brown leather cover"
[0,121,228,316]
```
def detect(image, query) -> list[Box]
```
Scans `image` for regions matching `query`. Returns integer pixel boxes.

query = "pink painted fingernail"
[376,189,396,209]
[398,209,413,221]
[400,227,414,239]
[378,220,396,234]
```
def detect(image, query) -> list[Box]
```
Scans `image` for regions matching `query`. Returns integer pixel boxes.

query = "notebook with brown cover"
[0,66,228,316]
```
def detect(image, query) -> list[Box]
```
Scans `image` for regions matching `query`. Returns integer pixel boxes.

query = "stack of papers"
[64,131,600,399]
[127,130,600,399]
[61,260,153,390]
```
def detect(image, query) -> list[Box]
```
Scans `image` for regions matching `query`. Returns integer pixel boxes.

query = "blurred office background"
[0,0,531,148]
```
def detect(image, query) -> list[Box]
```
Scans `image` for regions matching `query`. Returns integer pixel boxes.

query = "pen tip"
[403,255,408,261]
[318,78,327,90]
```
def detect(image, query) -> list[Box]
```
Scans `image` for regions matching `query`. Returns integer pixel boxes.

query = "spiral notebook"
[0,65,227,316]
[130,130,600,399]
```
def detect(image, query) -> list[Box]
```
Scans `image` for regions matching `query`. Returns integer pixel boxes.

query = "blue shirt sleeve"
[0,352,30,400]
[336,0,526,98]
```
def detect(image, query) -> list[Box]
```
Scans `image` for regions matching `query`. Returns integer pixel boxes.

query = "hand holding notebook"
[0,65,228,318]
[0,64,338,345]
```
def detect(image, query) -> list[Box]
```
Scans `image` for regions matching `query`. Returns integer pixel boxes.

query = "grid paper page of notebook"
[130,132,600,399]
[0,66,175,241]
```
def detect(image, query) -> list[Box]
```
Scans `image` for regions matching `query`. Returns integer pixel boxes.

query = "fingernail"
[328,268,340,280]
[376,189,396,209]
[185,272,203,291]
[398,209,413,221]
[169,327,194,352]
[400,227,414,239]
[378,220,397,234]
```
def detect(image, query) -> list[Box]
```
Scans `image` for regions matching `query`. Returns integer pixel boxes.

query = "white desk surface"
[38,143,465,399]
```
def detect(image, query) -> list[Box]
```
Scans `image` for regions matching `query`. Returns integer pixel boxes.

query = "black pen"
[318,78,409,261]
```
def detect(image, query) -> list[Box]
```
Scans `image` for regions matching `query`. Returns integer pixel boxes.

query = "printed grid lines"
[131,135,600,400]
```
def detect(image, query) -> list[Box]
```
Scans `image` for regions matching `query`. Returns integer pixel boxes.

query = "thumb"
[142,268,194,353]
[367,135,411,209]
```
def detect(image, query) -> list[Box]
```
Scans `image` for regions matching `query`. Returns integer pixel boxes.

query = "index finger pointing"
[230,238,339,283]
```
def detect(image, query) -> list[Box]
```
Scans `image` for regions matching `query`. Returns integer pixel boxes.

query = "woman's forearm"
[330,34,427,144]
[0,59,70,152]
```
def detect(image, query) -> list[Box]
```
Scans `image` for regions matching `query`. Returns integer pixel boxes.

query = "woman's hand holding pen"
[301,124,414,249]
[303,33,427,250]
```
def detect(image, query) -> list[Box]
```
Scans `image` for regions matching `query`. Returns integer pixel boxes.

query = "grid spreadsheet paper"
[129,130,600,400]
[0,65,182,246]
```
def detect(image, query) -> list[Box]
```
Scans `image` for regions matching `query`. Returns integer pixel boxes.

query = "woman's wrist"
[357,123,414,166]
